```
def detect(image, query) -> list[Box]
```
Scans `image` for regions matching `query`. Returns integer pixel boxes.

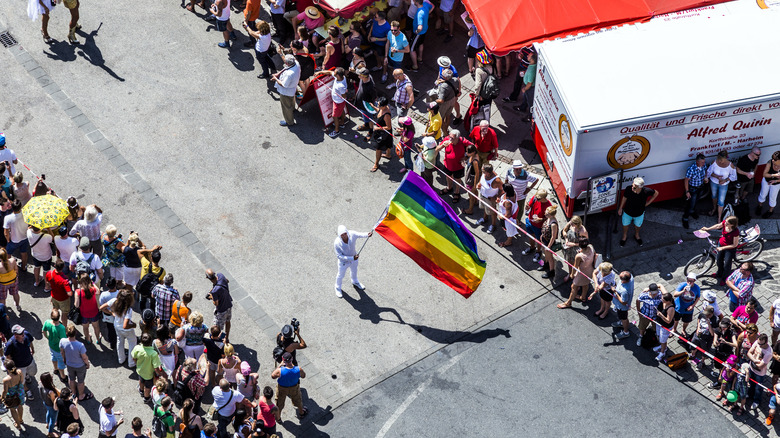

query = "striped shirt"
[727,270,754,306]
[394,75,412,106]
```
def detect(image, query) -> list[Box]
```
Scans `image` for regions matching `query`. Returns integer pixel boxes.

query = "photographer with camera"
[206,269,233,344]
[274,321,306,366]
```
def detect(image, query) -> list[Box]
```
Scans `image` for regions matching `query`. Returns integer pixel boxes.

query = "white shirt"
[99,405,117,435]
[331,78,347,104]
[275,62,301,97]
[255,33,272,53]
[505,168,538,201]
[99,290,119,323]
[772,298,780,328]
[211,388,245,417]
[55,236,79,263]
[106,298,134,331]
[27,230,53,261]
[0,148,17,176]
[706,162,736,185]
[69,250,103,271]
[334,230,369,262]
[269,0,285,14]
[3,212,27,243]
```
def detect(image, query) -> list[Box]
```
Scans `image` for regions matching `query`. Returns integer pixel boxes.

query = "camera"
[290,318,300,331]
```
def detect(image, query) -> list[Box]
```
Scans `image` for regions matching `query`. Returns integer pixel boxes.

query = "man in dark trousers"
[206,269,233,344]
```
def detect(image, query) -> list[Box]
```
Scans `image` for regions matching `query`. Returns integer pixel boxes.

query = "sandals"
[556,303,571,309]
[440,187,453,195]
[370,165,379,172]
[79,391,94,401]
[463,209,474,215]
[451,193,461,203]
[497,241,512,247]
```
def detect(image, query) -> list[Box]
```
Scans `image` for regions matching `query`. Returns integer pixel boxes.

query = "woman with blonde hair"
[177,311,209,359]
[561,216,588,282]
[538,205,559,279]
[122,232,144,287]
[0,247,20,310]
[590,261,617,320]
[101,225,125,282]
[217,343,241,388]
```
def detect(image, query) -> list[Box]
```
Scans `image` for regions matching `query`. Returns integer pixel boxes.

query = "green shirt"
[154,406,175,435]
[131,345,161,380]
[524,63,537,86]
[42,320,67,351]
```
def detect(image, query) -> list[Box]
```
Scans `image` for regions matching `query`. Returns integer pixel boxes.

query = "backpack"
[152,410,172,438]
[479,73,500,101]
[640,329,659,350]
[137,269,161,298]
[666,352,689,370]
[171,367,196,407]
[75,253,96,281]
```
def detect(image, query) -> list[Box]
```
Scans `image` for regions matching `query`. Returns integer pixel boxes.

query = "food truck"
[531,1,780,216]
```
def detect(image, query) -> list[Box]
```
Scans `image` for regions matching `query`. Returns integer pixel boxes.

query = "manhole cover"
[0,32,17,48]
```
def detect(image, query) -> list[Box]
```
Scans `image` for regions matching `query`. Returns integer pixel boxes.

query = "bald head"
[206,269,217,284]
[219,379,230,391]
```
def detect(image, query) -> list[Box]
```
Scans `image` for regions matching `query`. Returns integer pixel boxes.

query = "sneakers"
[476,217,486,225]
[296,407,309,419]
[611,321,623,328]
[381,73,388,83]
[653,345,663,353]
[751,402,759,410]
[655,353,666,362]
[334,286,343,298]
[26,389,34,400]
[487,225,494,234]
[218,41,229,48]
[636,338,642,347]
[521,248,533,256]
[0,404,6,414]
[328,130,339,138]
[532,252,541,263]
[352,282,365,290]
[707,382,719,389]
[616,331,630,340]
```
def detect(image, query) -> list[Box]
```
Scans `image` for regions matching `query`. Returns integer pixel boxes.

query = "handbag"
[68,300,83,325]
[549,241,563,252]
[2,392,21,409]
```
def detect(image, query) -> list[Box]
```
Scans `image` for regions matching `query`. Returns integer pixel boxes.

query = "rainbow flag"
[375,172,486,298]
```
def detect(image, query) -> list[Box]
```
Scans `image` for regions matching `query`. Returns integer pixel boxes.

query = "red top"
[469,126,498,154]
[442,138,473,171]
[46,270,72,302]
[77,287,100,319]
[719,221,739,247]
[257,398,277,427]
[527,196,552,228]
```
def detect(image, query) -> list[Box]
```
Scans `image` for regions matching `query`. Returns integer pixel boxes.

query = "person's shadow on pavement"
[76,23,125,82]
[341,286,405,325]
[43,39,77,62]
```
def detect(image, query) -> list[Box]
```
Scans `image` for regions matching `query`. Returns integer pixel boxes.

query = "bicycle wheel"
[735,240,764,263]
[684,253,715,277]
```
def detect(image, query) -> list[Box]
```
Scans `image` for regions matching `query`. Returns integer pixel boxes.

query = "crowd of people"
[0,132,316,437]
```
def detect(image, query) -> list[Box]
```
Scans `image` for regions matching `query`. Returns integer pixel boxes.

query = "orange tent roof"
[461,0,733,55]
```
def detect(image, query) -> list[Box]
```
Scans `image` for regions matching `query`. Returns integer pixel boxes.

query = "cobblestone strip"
[4,43,336,403]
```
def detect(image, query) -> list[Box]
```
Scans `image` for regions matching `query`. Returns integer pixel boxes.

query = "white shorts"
[656,324,671,344]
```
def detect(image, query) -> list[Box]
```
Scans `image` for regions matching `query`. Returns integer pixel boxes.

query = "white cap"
[337,225,347,235]
[422,137,437,149]
[687,273,697,281]
[702,290,716,303]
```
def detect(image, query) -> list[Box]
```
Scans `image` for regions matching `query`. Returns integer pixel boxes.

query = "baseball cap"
[648,283,658,291]
[240,361,251,376]
[400,116,412,126]
[282,352,293,362]
[79,236,90,250]
[687,273,697,281]
[512,160,524,169]
[0,132,5,147]
[11,324,24,335]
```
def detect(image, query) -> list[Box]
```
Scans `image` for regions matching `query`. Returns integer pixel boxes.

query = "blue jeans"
[684,186,702,217]
[716,248,735,281]
[710,181,728,207]
[403,146,413,170]
[45,404,58,434]
[747,369,766,404]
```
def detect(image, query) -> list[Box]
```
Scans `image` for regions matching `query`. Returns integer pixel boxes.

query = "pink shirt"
[257,398,277,427]
[296,11,325,30]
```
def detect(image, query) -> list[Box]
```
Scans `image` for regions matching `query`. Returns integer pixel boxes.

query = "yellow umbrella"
[21,194,69,230]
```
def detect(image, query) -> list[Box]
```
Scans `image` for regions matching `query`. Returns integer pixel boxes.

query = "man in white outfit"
[334,225,372,297]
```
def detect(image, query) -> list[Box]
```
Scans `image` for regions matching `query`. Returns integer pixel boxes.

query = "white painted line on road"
[375,350,468,438]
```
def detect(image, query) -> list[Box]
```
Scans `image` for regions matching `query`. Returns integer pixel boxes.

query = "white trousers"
[116,328,137,367]
[759,179,780,208]
[335,260,359,289]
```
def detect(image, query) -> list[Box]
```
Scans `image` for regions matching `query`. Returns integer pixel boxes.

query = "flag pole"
[357,204,389,257]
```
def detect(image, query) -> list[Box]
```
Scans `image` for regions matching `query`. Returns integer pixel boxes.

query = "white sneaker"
[335,286,343,298]
[656,353,666,362]
[751,402,759,410]
[611,321,623,328]
[636,338,642,347]
[616,331,630,339]
[487,225,494,234]
[521,248,532,256]
[532,253,541,262]
[353,282,365,290]
[476,217,486,225]
[653,345,663,353]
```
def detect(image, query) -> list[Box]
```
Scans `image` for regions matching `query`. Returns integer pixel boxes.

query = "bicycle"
[683,224,765,277]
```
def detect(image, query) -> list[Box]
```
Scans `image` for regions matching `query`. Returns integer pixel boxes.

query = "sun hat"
[475,49,491,66]
[512,160,524,169]
[422,137,437,149]
[305,6,321,19]
[240,361,251,376]
[437,56,451,68]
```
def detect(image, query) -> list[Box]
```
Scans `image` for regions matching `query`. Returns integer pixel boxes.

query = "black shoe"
[444,34,453,43]
[755,205,763,216]
[682,218,689,229]
[691,211,699,219]
[541,270,553,279]
[452,116,462,126]
[619,239,626,247]
[502,97,516,103]
[243,41,254,47]
[762,210,774,219]
[536,262,549,271]
[521,116,532,123]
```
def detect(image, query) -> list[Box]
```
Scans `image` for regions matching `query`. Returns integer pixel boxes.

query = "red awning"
[461,0,734,55]
[316,0,375,18]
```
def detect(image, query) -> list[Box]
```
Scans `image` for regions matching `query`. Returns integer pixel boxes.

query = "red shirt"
[719,221,739,247]
[526,196,552,227]
[46,270,72,301]
[442,138,473,171]
[469,126,498,154]
[257,398,277,427]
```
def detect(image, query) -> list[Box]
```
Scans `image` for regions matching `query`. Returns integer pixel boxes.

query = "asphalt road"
[312,293,743,437]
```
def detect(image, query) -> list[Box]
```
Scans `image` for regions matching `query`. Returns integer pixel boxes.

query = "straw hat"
[305,6,321,19]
